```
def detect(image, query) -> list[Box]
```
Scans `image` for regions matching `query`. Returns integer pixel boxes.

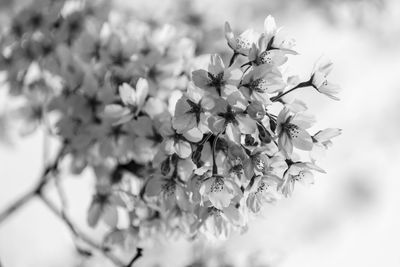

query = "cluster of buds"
[0,0,341,245]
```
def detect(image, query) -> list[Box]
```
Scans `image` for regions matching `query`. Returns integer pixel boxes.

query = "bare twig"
[125,247,143,267]
[0,143,144,267]
[0,144,66,224]
[39,194,126,267]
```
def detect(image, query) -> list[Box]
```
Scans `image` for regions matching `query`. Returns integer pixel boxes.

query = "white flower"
[172,83,214,134]
[311,57,341,100]
[310,128,342,161]
[246,174,281,213]
[199,175,242,210]
[279,162,325,197]
[224,22,259,56]
[119,78,149,115]
[239,65,285,104]
[276,108,315,157]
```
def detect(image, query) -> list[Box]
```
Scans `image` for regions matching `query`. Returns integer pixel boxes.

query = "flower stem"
[228,52,238,67]
[271,80,311,102]
[212,132,221,175]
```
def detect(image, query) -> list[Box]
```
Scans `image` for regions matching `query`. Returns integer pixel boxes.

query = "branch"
[39,194,126,267]
[0,144,66,224]
[125,248,143,267]
[270,80,312,102]
[0,189,37,223]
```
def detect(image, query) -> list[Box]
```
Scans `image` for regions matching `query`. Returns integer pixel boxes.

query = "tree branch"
[0,144,66,224]
[125,248,143,267]
[39,194,126,267]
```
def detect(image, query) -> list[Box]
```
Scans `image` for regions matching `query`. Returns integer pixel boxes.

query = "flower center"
[207,72,225,96]
[284,123,300,139]
[210,177,224,193]
[186,99,204,124]
[257,50,272,65]
[235,37,251,51]
[249,78,268,93]
[218,105,238,126]
[162,180,176,197]
[256,181,269,194]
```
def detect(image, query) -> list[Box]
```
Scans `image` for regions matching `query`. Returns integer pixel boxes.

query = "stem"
[271,80,311,102]
[228,52,238,67]
[39,194,126,267]
[0,189,36,223]
[0,144,66,224]
[212,132,221,175]
[125,248,143,267]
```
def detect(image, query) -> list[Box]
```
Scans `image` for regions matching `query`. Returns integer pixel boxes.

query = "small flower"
[87,178,120,228]
[119,78,149,115]
[276,108,315,157]
[279,162,325,197]
[224,22,259,56]
[311,57,341,100]
[246,174,281,213]
[172,83,214,134]
[240,65,285,104]
[208,100,257,144]
[192,54,241,98]
[310,128,342,161]
[146,175,190,211]
[248,16,297,67]
[129,116,163,163]
[160,121,201,159]
[103,78,149,124]
[199,175,242,210]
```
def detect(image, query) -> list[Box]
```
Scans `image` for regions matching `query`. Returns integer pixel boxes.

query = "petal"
[119,83,135,106]
[313,128,342,142]
[208,54,225,75]
[209,190,232,210]
[298,171,314,186]
[192,69,210,89]
[225,124,241,144]
[135,78,149,108]
[178,158,196,182]
[237,115,257,134]
[131,116,153,137]
[201,96,215,110]
[224,22,235,47]
[143,97,167,119]
[102,204,118,228]
[292,113,316,129]
[264,15,277,39]
[292,129,313,151]
[87,201,103,228]
[175,140,192,158]
[278,132,293,156]
[172,113,196,133]
[183,127,203,143]
[146,177,164,196]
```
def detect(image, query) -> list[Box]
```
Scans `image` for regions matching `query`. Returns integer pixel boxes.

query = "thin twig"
[0,189,37,223]
[39,194,126,267]
[125,247,143,267]
[0,144,66,224]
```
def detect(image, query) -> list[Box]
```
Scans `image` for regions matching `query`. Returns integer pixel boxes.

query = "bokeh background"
[1,0,400,266]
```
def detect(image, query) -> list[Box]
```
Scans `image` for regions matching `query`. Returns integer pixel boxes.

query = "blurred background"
[0,0,400,266]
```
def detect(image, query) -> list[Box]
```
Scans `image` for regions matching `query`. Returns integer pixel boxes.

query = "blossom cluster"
[0,0,341,245]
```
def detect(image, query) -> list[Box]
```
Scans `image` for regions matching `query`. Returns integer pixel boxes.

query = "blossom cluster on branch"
[0,0,341,250]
